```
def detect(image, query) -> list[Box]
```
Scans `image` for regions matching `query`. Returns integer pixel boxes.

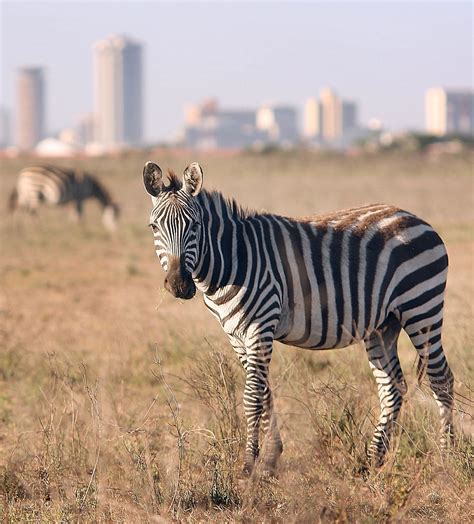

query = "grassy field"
[0,150,473,522]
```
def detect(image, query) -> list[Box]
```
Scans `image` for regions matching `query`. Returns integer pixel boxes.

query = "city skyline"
[6,71,474,151]
[1,2,472,142]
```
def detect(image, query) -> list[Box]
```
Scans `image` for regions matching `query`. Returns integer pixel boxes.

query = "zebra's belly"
[204,290,376,349]
[277,333,359,350]
[274,306,362,350]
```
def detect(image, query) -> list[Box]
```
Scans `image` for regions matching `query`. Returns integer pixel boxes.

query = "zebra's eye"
[149,224,159,233]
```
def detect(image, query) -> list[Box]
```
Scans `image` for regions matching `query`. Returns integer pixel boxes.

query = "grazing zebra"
[143,161,454,474]
[9,165,120,231]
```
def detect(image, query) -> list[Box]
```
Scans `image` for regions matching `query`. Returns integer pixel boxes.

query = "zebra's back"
[267,204,447,349]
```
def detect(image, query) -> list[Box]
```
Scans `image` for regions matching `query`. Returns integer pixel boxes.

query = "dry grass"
[0,150,473,522]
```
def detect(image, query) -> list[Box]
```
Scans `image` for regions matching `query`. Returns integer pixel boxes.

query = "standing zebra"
[143,161,454,474]
[9,165,120,231]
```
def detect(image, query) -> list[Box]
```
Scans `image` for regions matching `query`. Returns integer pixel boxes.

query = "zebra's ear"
[183,162,203,197]
[143,161,163,198]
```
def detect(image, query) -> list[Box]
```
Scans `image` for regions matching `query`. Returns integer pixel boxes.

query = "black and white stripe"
[10,165,119,230]
[143,161,454,473]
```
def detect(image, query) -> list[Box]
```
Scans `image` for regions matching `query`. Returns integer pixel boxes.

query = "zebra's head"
[143,161,204,300]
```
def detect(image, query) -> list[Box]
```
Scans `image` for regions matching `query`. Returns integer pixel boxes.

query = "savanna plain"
[0,150,473,523]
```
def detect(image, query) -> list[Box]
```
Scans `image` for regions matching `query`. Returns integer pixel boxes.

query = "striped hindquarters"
[17,166,77,207]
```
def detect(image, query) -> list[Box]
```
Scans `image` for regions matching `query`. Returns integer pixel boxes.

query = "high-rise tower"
[93,35,143,147]
[15,67,45,150]
[303,97,322,140]
[319,88,342,142]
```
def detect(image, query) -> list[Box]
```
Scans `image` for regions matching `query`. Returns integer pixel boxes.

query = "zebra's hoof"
[367,451,385,469]
[261,464,279,479]
[242,462,254,477]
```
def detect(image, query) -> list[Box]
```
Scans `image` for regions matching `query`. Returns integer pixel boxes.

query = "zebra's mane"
[84,171,117,207]
[199,190,257,220]
[164,170,256,220]
[164,170,182,192]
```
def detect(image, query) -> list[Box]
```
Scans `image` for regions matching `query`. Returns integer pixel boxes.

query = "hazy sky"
[1,1,472,142]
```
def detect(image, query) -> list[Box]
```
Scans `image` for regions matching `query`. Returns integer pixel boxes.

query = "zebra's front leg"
[243,377,283,475]
[242,367,264,474]
[261,386,283,475]
[229,340,259,473]
[240,338,282,475]
[70,199,83,223]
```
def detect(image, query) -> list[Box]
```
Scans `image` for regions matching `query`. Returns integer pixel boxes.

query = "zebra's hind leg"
[366,314,406,467]
[404,317,454,451]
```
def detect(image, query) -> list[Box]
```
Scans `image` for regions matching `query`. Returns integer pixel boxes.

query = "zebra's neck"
[193,189,254,297]
[89,177,114,208]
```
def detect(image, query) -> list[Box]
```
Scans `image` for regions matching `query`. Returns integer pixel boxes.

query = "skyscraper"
[303,97,322,140]
[425,87,474,136]
[319,88,342,142]
[93,35,143,147]
[15,67,45,150]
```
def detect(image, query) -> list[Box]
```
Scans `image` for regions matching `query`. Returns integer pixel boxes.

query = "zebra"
[9,165,120,231]
[143,160,454,474]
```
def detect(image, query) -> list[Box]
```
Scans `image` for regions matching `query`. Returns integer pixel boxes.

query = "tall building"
[425,87,474,136]
[15,67,45,150]
[319,88,342,141]
[93,35,143,147]
[303,97,322,140]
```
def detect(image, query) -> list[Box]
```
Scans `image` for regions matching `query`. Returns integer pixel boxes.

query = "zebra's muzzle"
[164,276,196,300]
[164,256,196,300]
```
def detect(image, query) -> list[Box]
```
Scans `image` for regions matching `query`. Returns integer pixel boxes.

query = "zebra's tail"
[8,187,18,213]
